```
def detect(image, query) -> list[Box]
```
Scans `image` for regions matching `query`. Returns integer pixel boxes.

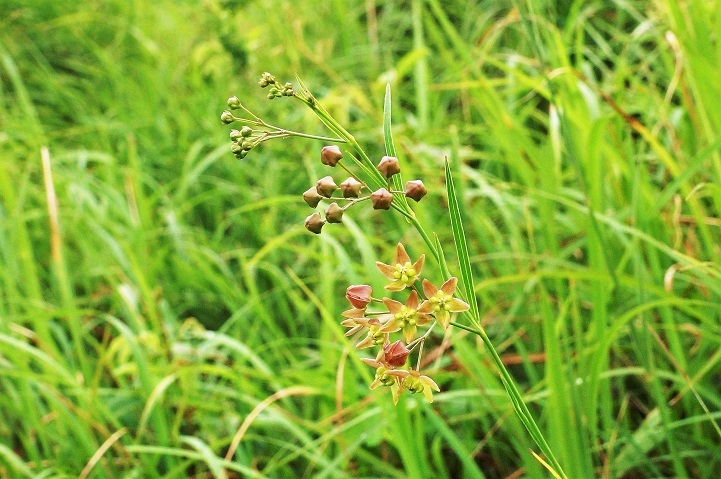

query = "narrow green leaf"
[444,158,479,320]
[383,84,410,211]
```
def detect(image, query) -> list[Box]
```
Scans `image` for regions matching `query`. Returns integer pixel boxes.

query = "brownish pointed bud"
[303,186,323,207]
[346,284,373,309]
[377,156,400,177]
[404,180,427,202]
[325,202,344,223]
[320,145,343,166]
[304,212,325,234]
[316,176,338,197]
[340,177,362,198]
[383,340,410,367]
[371,188,393,210]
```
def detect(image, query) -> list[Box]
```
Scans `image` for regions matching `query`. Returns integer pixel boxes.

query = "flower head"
[355,318,386,349]
[418,278,470,329]
[376,243,425,291]
[379,291,432,343]
[383,340,410,367]
[392,369,440,403]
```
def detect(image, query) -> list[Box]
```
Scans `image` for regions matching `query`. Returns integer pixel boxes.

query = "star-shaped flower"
[418,277,470,329]
[376,243,425,291]
[379,290,432,343]
[390,369,440,403]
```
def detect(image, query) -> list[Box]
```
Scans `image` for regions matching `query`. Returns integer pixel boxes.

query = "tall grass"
[1,0,720,477]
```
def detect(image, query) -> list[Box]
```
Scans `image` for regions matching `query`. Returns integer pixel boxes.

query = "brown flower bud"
[404,180,427,202]
[383,340,410,367]
[304,212,325,234]
[325,202,344,223]
[316,176,338,197]
[340,177,363,198]
[346,285,372,309]
[371,188,393,210]
[377,156,400,177]
[303,186,323,207]
[320,145,343,166]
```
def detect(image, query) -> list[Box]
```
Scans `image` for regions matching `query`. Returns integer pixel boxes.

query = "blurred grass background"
[1,0,721,477]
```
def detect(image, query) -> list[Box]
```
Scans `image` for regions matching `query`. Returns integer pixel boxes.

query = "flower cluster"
[342,243,469,404]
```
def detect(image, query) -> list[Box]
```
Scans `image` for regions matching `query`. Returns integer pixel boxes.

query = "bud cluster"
[258,72,294,99]
[341,243,470,404]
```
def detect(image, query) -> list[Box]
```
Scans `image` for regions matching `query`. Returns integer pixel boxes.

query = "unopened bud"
[316,176,338,197]
[227,96,241,110]
[230,143,242,154]
[220,111,235,124]
[229,129,241,141]
[377,156,400,177]
[304,212,325,234]
[325,203,344,223]
[383,340,410,367]
[346,285,373,309]
[303,186,323,207]
[404,180,427,202]
[371,188,393,210]
[320,145,343,166]
[340,177,362,198]
[241,140,253,150]
[240,126,253,137]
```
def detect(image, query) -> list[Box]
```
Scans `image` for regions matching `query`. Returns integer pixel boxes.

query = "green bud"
[230,143,242,153]
[325,203,344,223]
[220,110,235,124]
[302,186,323,207]
[227,96,241,110]
[240,126,253,137]
[304,212,325,234]
[229,129,241,141]
[241,140,253,150]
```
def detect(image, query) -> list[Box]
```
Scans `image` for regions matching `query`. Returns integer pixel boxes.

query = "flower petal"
[382,298,403,314]
[395,243,411,265]
[418,300,434,314]
[440,277,458,295]
[391,382,403,405]
[420,375,440,392]
[421,278,438,298]
[375,261,396,280]
[402,325,417,344]
[412,254,426,277]
[342,308,366,318]
[379,320,402,334]
[422,387,434,403]
[417,313,433,326]
[447,297,470,312]
[405,290,419,309]
[385,280,406,291]
[360,358,381,368]
[356,335,374,349]
[436,309,451,329]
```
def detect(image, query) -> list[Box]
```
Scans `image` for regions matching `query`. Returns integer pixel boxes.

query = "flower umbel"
[376,243,425,291]
[418,277,470,329]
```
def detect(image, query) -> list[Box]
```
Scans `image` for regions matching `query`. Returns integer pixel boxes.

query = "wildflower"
[320,145,343,166]
[316,176,338,197]
[376,243,425,291]
[418,278,470,329]
[345,285,372,309]
[404,180,427,202]
[379,291,432,343]
[356,318,386,349]
[392,369,440,403]
[370,188,393,210]
[383,340,410,367]
[304,212,325,234]
[303,186,323,207]
[340,177,363,198]
[377,156,400,177]
[360,355,403,403]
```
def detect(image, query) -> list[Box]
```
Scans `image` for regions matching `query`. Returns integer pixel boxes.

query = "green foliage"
[1,0,721,478]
